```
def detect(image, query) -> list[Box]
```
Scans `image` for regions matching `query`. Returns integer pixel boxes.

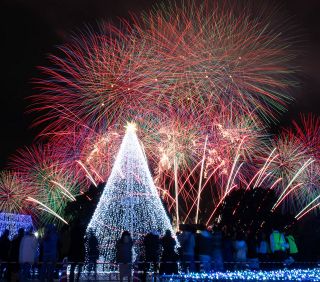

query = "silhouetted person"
[159,230,178,275]
[143,230,160,278]
[178,227,195,273]
[233,232,247,269]
[9,228,24,281]
[87,229,99,280]
[223,231,234,270]
[133,237,145,282]
[59,225,71,261]
[40,224,58,282]
[197,228,213,272]
[284,231,298,267]
[0,229,10,279]
[211,227,224,271]
[69,222,85,282]
[257,232,269,269]
[116,231,133,282]
[19,227,38,282]
[270,228,287,268]
[247,232,259,269]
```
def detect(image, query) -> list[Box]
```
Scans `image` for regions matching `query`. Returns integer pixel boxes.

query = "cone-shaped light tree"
[87,123,174,270]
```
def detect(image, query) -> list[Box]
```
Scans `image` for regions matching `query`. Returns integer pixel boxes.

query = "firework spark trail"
[253,148,278,188]
[10,1,320,226]
[272,158,314,211]
[295,194,320,219]
[292,114,320,158]
[135,1,297,120]
[291,160,320,218]
[76,160,98,187]
[26,197,68,225]
[48,124,124,187]
[296,202,320,221]
[195,135,208,224]
[30,0,297,136]
[184,163,224,223]
[0,171,37,215]
[267,132,308,183]
[206,138,246,225]
[50,180,76,201]
[9,144,80,225]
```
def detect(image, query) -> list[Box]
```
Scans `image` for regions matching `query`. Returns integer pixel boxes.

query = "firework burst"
[0,171,37,215]
[10,145,80,225]
[8,0,320,229]
[134,0,297,121]
[30,0,297,137]
[291,113,320,159]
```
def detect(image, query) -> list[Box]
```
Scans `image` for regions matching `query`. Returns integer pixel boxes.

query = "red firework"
[30,1,297,137]
[291,113,320,159]
[0,171,38,215]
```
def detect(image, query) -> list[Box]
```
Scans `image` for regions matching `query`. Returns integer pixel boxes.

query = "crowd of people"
[0,223,299,282]
[115,226,299,281]
[0,221,88,282]
[175,226,299,272]
[115,229,178,282]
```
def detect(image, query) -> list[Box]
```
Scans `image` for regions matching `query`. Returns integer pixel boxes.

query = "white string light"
[0,212,34,239]
[87,123,174,271]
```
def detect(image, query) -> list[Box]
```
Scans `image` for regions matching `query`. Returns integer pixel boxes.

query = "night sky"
[1,0,320,169]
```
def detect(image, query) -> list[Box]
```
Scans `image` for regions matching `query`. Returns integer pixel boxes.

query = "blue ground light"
[159,268,320,281]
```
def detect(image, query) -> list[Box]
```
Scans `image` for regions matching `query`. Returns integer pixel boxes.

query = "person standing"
[159,230,178,275]
[284,231,298,266]
[40,224,59,282]
[59,225,71,261]
[233,232,247,269]
[197,227,213,272]
[69,222,85,282]
[257,232,269,269]
[247,232,259,270]
[211,227,224,271]
[178,227,195,273]
[0,229,11,279]
[270,228,287,267]
[222,231,234,270]
[133,237,145,282]
[285,232,298,258]
[19,227,38,282]
[143,230,161,280]
[86,229,99,280]
[116,231,133,282]
[9,228,24,281]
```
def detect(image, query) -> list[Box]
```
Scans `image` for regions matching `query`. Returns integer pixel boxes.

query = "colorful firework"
[263,125,319,215]
[4,0,320,230]
[294,161,320,220]
[291,113,320,158]
[30,0,297,137]
[134,0,297,121]
[266,130,310,185]
[9,144,80,225]
[48,125,122,187]
[0,171,37,215]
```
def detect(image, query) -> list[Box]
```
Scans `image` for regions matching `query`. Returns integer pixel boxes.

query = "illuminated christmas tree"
[87,123,174,270]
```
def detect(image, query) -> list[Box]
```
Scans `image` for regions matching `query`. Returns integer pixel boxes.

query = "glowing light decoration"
[160,268,320,281]
[87,123,174,270]
[0,212,34,240]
